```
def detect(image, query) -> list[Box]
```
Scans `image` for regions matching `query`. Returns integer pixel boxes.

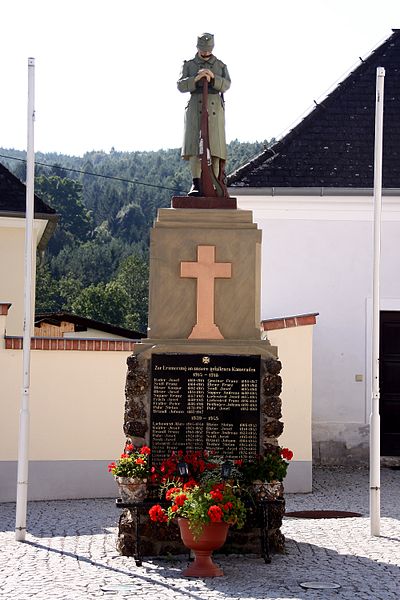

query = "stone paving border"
[0,467,399,599]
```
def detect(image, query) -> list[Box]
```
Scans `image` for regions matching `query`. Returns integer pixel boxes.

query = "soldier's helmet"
[197,33,214,52]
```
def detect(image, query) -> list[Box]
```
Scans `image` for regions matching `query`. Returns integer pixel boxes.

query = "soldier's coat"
[177,54,231,160]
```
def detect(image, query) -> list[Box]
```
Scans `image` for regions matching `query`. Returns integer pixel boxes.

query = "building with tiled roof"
[0,164,141,502]
[228,29,400,463]
[0,162,57,250]
[229,29,400,191]
[0,161,57,335]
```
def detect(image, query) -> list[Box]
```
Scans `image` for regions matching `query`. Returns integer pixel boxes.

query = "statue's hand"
[195,69,214,83]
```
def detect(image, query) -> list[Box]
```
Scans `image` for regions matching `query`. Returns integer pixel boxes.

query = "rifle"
[199,79,229,198]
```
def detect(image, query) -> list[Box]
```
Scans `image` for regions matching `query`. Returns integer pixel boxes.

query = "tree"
[35,175,93,253]
[116,253,149,333]
[71,280,129,327]
[3,141,269,329]
[35,262,60,313]
[49,234,130,286]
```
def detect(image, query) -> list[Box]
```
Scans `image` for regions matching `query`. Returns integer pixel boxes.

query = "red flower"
[211,482,225,492]
[135,457,145,465]
[208,505,223,522]
[234,459,243,466]
[149,504,167,523]
[210,490,224,502]
[281,448,293,461]
[166,487,182,501]
[171,505,179,513]
[107,462,116,472]
[208,462,219,470]
[174,493,187,507]
[125,443,134,452]
[140,445,151,455]
[223,502,233,511]
[120,453,129,459]
[183,479,197,490]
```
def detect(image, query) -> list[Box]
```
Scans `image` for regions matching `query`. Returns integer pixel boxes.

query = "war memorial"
[114,34,287,568]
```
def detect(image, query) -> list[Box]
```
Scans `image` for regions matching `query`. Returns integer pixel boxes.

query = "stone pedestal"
[124,340,281,451]
[118,206,286,558]
[148,209,262,341]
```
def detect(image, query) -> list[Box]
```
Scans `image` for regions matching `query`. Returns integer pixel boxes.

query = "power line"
[0,153,182,193]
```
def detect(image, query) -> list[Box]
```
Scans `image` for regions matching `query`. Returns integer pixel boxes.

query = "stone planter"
[116,477,147,502]
[178,518,229,577]
[251,480,284,502]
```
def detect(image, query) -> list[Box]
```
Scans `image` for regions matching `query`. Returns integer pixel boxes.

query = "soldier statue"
[177,33,231,197]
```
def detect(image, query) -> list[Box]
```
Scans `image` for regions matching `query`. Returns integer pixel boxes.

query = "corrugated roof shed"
[35,312,145,339]
[228,29,400,189]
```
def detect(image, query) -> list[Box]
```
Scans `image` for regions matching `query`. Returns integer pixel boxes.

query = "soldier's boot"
[188,178,202,197]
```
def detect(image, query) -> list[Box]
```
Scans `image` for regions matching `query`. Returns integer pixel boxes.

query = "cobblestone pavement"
[0,467,399,600]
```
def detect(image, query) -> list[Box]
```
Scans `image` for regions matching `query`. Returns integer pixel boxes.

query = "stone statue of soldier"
[177,33,231,197]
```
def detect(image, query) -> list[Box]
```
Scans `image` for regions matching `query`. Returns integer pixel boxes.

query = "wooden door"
[380,311,400,456]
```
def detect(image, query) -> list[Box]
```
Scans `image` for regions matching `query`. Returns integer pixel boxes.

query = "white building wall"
[0,217,45,336]
[236,194,400,462]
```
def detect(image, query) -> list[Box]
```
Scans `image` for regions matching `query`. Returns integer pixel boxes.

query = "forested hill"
[0,140,268,332]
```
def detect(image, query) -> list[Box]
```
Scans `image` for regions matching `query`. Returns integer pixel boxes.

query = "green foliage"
[70,280,129,327]
[150,480,247,540]
[0,140,269,331]
[35,262,60,313]
[108,443,151,479]
[115,254,149,333]
[238,447,293,483]
[35,175,92,254]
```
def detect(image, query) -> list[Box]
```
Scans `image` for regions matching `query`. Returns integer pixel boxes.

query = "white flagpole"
[370,66,385,537]
[15,57,35,542]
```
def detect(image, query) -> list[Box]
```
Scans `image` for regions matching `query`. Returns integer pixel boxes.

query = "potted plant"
[108,441,151,502]
[238,447,293,501]
[148,478,247,577]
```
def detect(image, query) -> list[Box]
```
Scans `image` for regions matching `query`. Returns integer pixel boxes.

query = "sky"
[1,0,399,157]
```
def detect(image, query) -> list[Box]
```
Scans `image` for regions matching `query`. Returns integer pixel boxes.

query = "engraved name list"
[150,354,260,463]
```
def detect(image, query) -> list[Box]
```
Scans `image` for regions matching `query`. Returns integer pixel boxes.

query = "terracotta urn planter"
[178,518,229,577]
[116,477,147,503]
[251,480,284,502]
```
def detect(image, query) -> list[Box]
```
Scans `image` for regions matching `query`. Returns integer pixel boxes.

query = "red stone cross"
[180,245,231,339]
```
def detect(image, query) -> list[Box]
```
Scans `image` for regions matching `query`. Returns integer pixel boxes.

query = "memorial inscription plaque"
[150,353,260,463]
